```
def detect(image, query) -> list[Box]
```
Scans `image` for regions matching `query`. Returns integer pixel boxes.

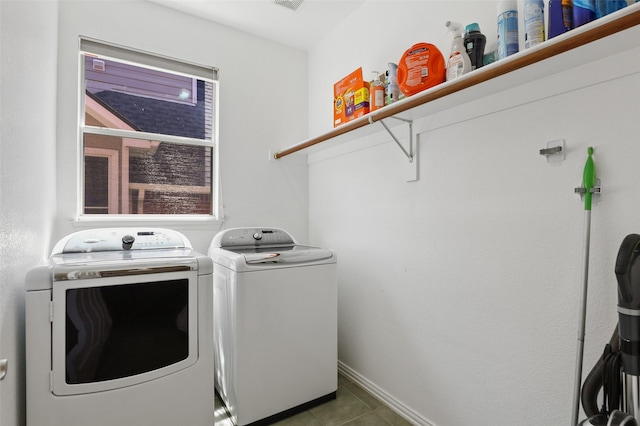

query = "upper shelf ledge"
[274,3,640,160]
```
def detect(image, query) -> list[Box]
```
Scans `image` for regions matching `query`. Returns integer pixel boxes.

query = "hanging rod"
[273,110,397,159]
[272,5,640,160]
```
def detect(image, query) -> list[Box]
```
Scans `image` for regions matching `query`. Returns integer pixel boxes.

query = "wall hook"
[540,139,565,163]
[575,178,602,204]
[540,146,562,155]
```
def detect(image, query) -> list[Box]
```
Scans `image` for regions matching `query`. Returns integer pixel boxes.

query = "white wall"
[0,2,58,425]
[307,2,640,425]
[55,0,310,253]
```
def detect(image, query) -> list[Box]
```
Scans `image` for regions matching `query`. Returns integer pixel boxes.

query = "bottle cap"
[465,23,481,34]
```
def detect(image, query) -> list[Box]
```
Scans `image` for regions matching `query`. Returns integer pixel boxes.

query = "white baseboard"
[337,361,435,426]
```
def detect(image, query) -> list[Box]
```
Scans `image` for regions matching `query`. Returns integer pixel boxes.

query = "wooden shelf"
[274,4,640,159]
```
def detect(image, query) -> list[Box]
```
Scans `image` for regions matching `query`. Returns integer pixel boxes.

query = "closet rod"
[273,5,640,160]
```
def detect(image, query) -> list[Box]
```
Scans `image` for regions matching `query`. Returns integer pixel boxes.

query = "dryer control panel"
[52,228,190,254]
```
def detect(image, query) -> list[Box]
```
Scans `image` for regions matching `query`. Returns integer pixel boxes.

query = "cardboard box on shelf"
[333,67,369,128]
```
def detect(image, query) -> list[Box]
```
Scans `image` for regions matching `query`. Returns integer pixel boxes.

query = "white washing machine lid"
[233,245,333,265]
[209,246,336,272]
[209,227,336,271]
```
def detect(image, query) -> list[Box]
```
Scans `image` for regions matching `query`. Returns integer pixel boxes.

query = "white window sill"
[71,215,224,230]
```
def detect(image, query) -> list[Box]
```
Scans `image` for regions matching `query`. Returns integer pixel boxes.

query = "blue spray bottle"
[595,0,626,18]
[497,0,519,59]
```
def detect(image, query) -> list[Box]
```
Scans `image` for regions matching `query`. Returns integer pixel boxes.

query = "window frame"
[76,37,221,224]
[84,147,119,214]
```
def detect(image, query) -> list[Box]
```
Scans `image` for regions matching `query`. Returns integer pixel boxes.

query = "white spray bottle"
[385,63,400,105]
[445,21,471,81]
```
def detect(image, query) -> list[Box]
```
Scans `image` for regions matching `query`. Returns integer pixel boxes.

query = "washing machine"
[25,228,214,426]
[208,227,337,426]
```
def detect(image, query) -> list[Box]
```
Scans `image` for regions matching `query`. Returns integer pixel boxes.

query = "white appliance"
[208,227,337,426]
[25,228,214,426]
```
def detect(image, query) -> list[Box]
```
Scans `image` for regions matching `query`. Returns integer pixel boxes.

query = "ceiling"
[148,0,366,51]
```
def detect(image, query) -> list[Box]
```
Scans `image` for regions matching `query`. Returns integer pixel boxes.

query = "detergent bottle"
[445,21,471,81]
[396,43,446,97]
[464,23,486,70]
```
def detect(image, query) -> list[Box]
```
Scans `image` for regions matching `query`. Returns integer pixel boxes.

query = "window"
[79,38,219,218]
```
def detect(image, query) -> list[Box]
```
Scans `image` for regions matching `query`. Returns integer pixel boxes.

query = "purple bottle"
[548,0,573,38]
[573,0,595,28]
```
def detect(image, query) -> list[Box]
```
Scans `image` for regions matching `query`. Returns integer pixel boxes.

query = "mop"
[572,147,597,426]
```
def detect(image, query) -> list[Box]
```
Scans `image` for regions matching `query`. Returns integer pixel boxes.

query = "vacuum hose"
[615,234,640,377]
[581,326,621,417]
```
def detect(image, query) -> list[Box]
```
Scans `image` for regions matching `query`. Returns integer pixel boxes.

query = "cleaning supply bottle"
[497,0,519,60]
[369,71,385,112]
[573,0,595,27]
[548,0,573,38]
[524,0,545,48]
[385,63,400,105]
[445,21,471,81]
[464,23,486,70]
[595,0,626,18]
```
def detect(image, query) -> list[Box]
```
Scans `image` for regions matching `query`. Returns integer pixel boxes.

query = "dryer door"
[51,270,198,395]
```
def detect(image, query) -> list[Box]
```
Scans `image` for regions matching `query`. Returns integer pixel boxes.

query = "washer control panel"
[213,228,295,249]
[52,228,190,254]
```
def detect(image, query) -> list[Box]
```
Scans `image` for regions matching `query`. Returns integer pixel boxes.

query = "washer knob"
[253,232,263,241]
[122,235,135,250]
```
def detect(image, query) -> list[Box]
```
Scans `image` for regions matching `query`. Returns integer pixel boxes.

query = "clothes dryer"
[209,227,337,426]
[25,228,213,426]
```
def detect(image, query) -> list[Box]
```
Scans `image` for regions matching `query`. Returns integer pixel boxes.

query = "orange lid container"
[397,43,446,97]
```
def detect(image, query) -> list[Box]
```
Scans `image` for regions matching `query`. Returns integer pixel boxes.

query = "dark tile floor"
[214,372,413,426]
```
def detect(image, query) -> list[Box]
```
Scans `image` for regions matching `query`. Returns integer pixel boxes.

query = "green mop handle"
[583,147,595,211]
[571,146,597,426]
